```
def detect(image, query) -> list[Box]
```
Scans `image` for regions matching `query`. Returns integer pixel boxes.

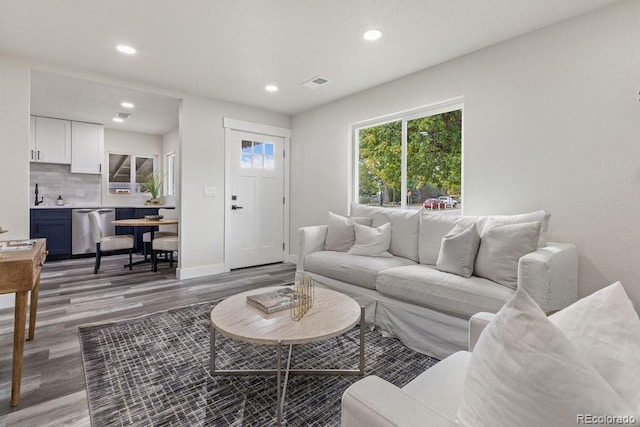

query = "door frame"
[223,118,291,272]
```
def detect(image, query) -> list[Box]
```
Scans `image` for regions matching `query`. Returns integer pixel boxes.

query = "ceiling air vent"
[301,76,330,90]
[114,112,131,120]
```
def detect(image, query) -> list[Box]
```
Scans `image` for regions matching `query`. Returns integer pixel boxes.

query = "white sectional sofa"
[297,203,578,359]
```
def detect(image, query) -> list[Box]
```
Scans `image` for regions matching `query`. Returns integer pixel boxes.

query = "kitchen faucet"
[34,183,44,206]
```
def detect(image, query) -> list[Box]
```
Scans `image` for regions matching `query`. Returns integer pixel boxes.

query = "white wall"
[290,0,640,306]
[102,128,164,206]
[0,57,30,309]
[177,95,290,279]
[162,127,179,207]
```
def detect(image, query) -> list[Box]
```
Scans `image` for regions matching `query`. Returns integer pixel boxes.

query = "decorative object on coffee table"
[291,274,315,321]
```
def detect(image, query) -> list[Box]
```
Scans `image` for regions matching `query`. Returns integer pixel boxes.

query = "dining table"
[111,218,179,267]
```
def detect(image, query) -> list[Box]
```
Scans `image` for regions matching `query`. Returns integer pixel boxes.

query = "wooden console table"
[0,239,47,406]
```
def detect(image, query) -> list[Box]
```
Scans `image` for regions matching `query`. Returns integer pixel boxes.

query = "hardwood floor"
[0,254,296,426]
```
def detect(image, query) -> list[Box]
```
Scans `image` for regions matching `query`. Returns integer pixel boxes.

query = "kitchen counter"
[31,205,175,209]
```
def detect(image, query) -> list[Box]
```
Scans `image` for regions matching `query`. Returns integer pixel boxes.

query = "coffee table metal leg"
[276,341,282,426]
[359,306,365,374]
[210,325,216,373]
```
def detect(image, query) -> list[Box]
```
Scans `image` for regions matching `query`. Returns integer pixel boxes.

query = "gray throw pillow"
[474,221,541,289]
[436,223,481,278]
[347,222,393,257]
[324,212,372,252]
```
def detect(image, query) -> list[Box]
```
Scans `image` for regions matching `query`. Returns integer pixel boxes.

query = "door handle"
[231,205,244,210]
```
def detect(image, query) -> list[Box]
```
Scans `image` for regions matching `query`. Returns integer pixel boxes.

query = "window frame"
[350,97,464,210]
[164,151,176,196]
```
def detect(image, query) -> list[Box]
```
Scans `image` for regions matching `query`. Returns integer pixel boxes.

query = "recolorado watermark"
[577,414,637,425]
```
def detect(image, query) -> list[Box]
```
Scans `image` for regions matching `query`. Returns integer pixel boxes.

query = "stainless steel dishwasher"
[72,208,116,255]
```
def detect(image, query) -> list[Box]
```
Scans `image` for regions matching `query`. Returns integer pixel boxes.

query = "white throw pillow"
[435,223,481,278]
[324,212,372,252]
[487,210,550,248]
[418,212,479,265]
[350,203,419,261]
[550,282,640,413]
[347,222,392,257]
[474,221,541,289]
[458,289,635,427]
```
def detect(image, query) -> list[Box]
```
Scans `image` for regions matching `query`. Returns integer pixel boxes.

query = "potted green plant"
[141,172,163,205]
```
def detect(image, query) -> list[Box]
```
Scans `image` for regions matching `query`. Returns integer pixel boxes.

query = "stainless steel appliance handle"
[75,209,95,213]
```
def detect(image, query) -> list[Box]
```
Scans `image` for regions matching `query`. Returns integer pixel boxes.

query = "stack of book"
[246,287,298,314]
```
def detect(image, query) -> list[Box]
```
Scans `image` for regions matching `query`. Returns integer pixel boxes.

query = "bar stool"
[152,236,178,272]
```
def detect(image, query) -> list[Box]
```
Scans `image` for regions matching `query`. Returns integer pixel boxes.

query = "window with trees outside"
[355,105,462,210]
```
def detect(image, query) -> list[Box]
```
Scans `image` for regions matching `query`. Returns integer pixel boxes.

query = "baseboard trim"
[286,254,298,264]
[177,263,226,280]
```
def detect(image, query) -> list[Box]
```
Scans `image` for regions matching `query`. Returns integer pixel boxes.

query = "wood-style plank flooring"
[0,254,296,426]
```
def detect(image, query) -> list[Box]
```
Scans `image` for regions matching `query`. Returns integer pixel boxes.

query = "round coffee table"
[210,285,365,426]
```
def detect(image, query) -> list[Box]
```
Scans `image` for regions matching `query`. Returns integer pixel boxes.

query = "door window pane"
[241,140,252,168]
[264,143,275,170]
[358,121,402,207]
[240,140,275,169]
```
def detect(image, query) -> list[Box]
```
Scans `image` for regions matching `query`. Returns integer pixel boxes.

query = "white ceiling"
[30,71,180,135]
[0,0,623,119]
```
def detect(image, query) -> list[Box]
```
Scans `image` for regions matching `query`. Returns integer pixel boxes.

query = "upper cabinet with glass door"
[108,153,156,195]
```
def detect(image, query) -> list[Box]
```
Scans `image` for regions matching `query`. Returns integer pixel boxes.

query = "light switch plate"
[203,186,216,197]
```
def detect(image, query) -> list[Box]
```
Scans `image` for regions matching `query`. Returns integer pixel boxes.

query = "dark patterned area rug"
[79,300,439,426]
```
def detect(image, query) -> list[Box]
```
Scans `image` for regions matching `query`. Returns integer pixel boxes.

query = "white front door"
[228,130,284,269]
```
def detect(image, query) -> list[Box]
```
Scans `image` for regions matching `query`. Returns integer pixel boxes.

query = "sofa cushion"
[457,289,633,427]
[324,212,372,252]
[419,213,481,265]
[487,210,550,248]
[474,221,541,289]
[436,224,481,278]
[348,222,392,257]
[350,203,420,262]
[304,251,416,290]
[376,265,514,318]
[550,282,640,413]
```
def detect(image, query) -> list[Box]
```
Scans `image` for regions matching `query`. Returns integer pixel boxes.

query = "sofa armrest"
[341,376,458,427]
[296,225,328,272]
[517,242,578,314]
[469,312,495,352]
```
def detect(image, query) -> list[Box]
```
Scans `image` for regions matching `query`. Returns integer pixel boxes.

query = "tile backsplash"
[30,163,101,206]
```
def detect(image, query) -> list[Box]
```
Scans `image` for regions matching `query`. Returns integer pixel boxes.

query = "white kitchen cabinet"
[31,116,72,164]
[71,121,104,174]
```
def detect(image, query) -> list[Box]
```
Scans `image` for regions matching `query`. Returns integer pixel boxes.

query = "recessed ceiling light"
[363,29,383,41]
[121,102,135,109]
[112,117,124,123]
[265,84,278,92]
[116,45,136,55]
